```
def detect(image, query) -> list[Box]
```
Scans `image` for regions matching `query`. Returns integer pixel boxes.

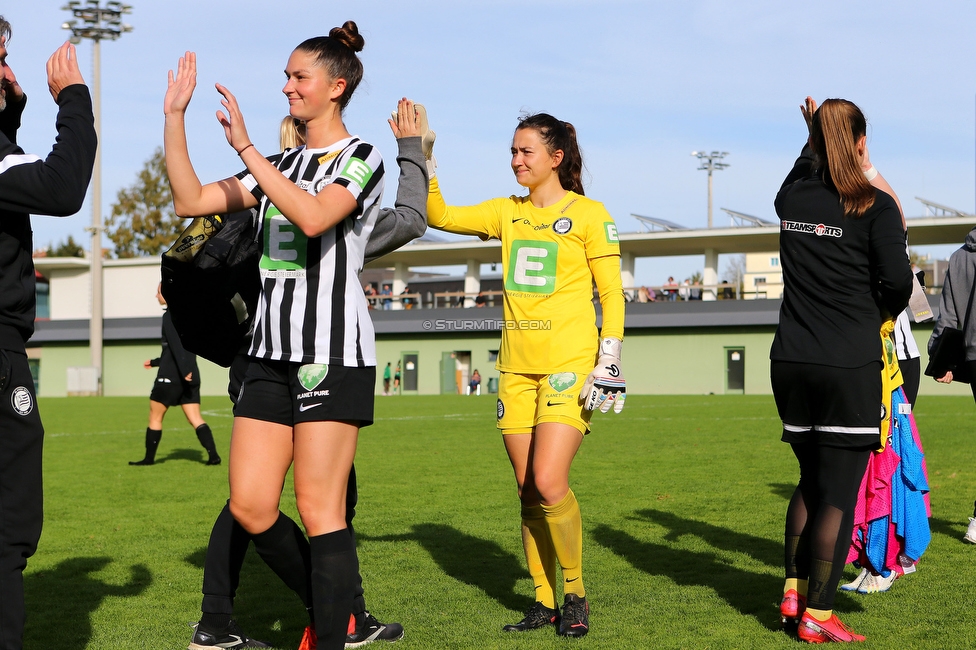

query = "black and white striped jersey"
[235,136,384,366]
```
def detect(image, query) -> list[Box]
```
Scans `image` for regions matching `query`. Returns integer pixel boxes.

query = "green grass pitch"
[24,394,976,648]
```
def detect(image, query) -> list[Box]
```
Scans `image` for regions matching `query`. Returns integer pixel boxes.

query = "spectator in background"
[679,279,690,301]
[637,286,649,303]
[381,283,393,310]
[363,282,377,309]
[475,291,488,307]
[469,369,482,395]
[721,280,734,300]
[382,362,392,396]
[393,361,401,394]
[400,285,414,309]
[664,276,678,301]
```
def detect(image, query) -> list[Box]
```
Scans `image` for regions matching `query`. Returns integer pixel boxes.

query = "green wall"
[38,341,229,398]
[375,334,501,395]
[34,322,970,398]
[624,327,775,395]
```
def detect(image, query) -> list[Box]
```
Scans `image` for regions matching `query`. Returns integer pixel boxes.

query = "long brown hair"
[515,113,585,195]
[809,99,874,218]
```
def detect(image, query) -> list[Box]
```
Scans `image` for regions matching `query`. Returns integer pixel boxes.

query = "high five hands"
[164,52,251,154]
[46,42,85,102]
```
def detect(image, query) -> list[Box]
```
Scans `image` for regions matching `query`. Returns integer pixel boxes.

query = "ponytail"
[515,113,585,195]
[810,99,875,218]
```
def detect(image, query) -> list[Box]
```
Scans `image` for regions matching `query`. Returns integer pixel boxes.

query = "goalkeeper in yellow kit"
[426,112,626,638]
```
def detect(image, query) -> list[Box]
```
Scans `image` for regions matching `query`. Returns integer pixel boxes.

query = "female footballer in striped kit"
[426,113,627,638]
[164,22,385,650]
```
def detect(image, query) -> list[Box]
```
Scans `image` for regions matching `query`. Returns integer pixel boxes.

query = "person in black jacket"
[772,97,912,644]
[0,22,97,650]
[130,284,220,466]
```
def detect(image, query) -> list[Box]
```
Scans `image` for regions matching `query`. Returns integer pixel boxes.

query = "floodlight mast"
[61,1,133,395]
[691,150,729,229]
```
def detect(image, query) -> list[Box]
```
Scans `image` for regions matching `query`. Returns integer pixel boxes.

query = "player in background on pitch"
[130,283,220,466]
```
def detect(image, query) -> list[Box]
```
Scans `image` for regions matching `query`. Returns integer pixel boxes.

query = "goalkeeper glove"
[580,337,626,413]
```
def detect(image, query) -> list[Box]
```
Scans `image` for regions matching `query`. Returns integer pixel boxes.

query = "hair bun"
[330,21,364,53]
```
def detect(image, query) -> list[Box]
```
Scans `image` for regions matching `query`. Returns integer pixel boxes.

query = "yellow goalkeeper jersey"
[428,177,624,373]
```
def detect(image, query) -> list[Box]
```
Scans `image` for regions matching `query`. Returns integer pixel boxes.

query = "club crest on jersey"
[298,364,329,391]
[497,399,505,420]
[11,387,33,416]
[549,373,577,393]
[554,217,572,235]
[781,220,843,238]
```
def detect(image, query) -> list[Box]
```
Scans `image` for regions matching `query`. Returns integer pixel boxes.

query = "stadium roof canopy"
[364,214,976,268]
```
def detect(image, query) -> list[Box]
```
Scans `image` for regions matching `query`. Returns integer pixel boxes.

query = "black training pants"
[0,350,44,650]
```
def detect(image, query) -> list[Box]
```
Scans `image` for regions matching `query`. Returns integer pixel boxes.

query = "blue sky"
[6,1,975,284]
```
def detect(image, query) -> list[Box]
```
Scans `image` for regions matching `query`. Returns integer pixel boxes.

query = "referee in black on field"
[130,284,220,466]
[0,22,97,650]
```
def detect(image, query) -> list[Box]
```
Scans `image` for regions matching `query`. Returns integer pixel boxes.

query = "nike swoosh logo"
[547,401,567,407]
[566,577,579,582]
[299,403,322,412]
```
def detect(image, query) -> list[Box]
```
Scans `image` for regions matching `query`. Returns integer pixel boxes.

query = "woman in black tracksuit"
[772,97,912,643]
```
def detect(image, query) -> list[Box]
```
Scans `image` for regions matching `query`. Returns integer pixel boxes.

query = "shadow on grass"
[595,513,864,630]
[24,556,150,646]
[634,509,782,567]
[184,545,309,649]
[156,447,206,464]
[363,523,533,613]
[768,482,796,502]
[930,516,969,543]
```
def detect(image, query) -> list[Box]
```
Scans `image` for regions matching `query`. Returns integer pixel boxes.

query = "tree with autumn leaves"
[105,147,184,258]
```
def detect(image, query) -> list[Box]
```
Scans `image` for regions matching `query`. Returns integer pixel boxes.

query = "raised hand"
[46,42,85,102]
[800,96,817,136]
[388,97,421,138]
[164,52,197,116]
[215,83,252,154]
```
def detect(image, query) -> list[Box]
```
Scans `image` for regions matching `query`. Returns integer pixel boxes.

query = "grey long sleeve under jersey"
[365,136,428,264]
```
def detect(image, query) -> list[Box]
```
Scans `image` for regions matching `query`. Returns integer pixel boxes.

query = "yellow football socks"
[541,489,585,598]
[783,578,808,595]
[521,504,557,609]
[806,607,832,622]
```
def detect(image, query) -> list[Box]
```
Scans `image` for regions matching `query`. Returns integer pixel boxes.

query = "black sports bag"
[160,210,261,367]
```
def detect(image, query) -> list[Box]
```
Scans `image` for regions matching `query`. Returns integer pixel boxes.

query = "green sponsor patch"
[505,240,558,294]
[261,205,308,270]
[340,157,374,187]
[548,372,577,393]
[298,364,329,391]
[604,221,619,244]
